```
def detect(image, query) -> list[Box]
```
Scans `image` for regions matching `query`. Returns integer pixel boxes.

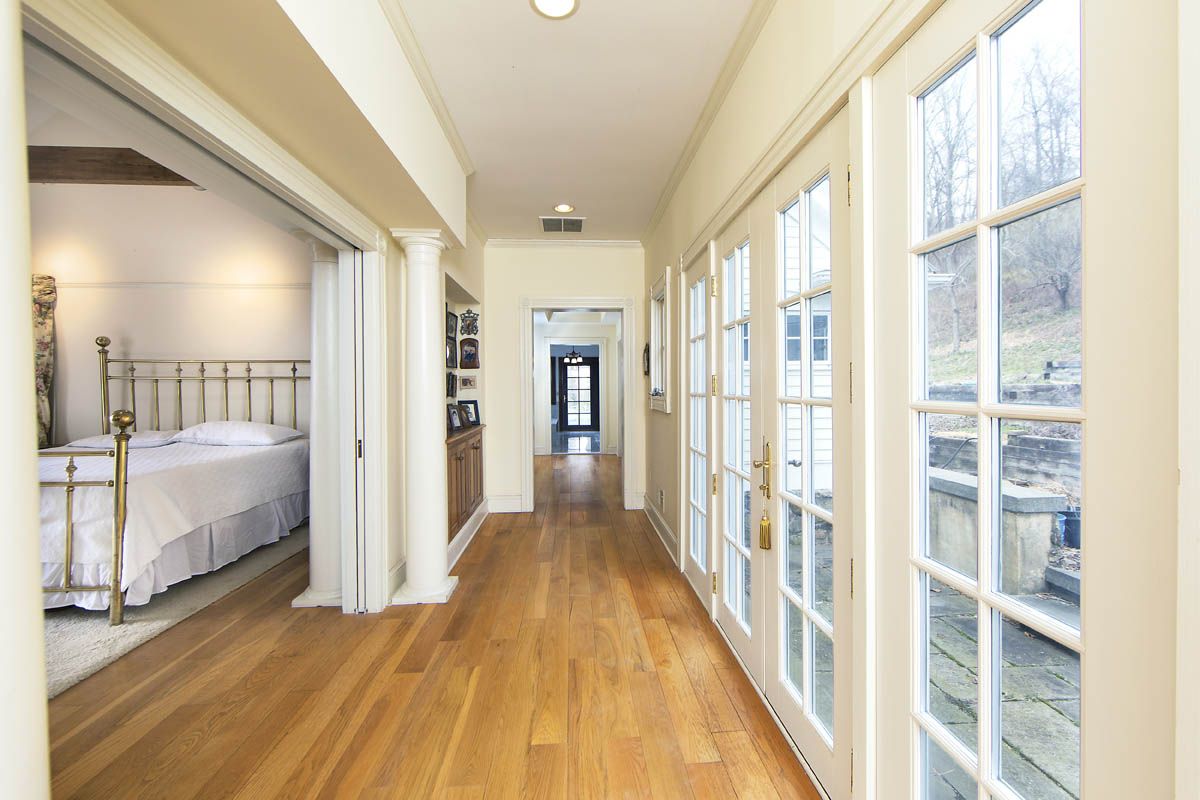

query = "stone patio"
[927,584,1080,799]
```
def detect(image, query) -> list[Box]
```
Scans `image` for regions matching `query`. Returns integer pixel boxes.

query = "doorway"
[551,345,601,454]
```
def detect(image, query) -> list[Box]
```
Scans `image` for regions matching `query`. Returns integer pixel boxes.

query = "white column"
[392,230,458,604]
[293,236,342,607]
[0,0,51,796]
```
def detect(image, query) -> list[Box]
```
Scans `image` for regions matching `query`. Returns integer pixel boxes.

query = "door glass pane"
[998,199,1082,407]
[692,278,707,336]
[925,414,979,578]
[998,419,1081,631]
[786,501,803,596]
[691,505,706,571]
[739,323,751,395]
[738,243,751,318]
[783,304,804,397]
[692,339,706,394]
[782,200,802,297]
[923,730,978,800]
[567,366,578,377]
[999,612,1080,800]
[726,542,737,608]
[922,56,978,238]
[809,293,832,399]
[925,574,978,750]
[924,237,979,401]
[809,406,833,512]
[996,0,1081,208]
[811,515,834,624]
[741,554,752,627]
[811,623,834,734]
[724,253,738,322]
[727,474,751,550]
[786,600,805,697]
[782,403,804,497]
[808,176,832,287]
[691,397,707,451]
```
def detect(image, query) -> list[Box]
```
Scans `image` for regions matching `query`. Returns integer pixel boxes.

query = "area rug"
[44,526,309,698]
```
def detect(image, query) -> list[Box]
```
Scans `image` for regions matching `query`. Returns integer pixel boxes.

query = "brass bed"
[38,336,310,624]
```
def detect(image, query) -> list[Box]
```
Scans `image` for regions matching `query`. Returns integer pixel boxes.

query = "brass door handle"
[753,458,771,469]
[754,441,772,499]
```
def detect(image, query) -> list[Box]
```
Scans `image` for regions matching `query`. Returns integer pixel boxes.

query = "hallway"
[48,455,820,799]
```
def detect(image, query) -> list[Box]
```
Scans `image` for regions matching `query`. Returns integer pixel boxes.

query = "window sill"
[649,394,670,414]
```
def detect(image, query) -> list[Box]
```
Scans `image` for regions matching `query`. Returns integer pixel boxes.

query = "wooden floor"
[48,455,821,799]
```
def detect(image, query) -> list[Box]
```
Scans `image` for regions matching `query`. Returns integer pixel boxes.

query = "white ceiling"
[398,0,755,242]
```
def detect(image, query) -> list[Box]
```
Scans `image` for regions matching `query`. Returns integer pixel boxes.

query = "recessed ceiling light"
[554,203,575,213]
[531,0,578,20]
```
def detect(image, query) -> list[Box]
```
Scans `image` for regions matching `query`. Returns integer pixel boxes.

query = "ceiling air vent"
[540,216,585,233]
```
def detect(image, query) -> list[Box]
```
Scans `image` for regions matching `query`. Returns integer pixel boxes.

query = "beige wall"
[28,183,312,445]
[642,0,880,542]
[482,243,644,507]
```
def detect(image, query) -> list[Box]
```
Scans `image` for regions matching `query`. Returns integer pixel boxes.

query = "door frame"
[519,296,643,511]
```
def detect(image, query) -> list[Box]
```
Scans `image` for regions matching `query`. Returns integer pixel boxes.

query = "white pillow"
[172,420,303,446]
[68,430,180,449]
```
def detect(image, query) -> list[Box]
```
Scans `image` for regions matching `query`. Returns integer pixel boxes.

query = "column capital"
[389,228,452,252]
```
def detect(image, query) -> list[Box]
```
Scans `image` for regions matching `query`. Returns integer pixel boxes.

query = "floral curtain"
[33,275,56,449]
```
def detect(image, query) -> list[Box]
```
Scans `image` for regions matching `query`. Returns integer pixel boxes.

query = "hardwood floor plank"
[628,671,695,800]
[714,730,784,800]
[47,455,819,800]
[605,736,652,800]
[642,618,721,764]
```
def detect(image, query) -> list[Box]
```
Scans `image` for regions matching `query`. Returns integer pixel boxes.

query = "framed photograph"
[447,372,457,398]
[460,399,480,426]
[446,336,458,368]
[460,375,477,390]
[446,307,458,337]
[460,337,480,369]
[643,343,650,376]
[447,403,464,431]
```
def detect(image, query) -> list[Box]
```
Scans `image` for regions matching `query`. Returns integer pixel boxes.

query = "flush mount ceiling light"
[531,0,578,20]
[553,203,575,213]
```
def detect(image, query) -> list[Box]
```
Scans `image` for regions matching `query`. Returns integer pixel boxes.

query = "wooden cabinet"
[447,425,484,541]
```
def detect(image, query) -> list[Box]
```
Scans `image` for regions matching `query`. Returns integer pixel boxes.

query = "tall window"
[778,174,836,739]
[913,1,1082,798]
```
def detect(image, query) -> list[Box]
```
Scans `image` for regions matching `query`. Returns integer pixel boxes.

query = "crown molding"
[377,0,476,178]
[389,227,453,249]
[55,281,310,290]
[487,238,644,250]
[466,207,488,245]
[641,0,778,241]
[21,0,379,251]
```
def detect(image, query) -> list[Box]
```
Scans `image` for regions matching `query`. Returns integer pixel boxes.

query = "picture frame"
[446,336,458,368]
[643,343,650,376]
[446,307,457,337]
[447,372,457,398]
[459,337,480,369]
[459,308,479,336]
[460,399,480,426]
[460,375,477,390]
[447,403,464,431]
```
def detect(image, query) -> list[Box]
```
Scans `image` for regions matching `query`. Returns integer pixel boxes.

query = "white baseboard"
[624,491,645,511]
[388,559,406,599]
[643,501,680,567]
[488,494,525,513]
[449,500,488,568]
[534,445,549,455]
[291,586,342,608]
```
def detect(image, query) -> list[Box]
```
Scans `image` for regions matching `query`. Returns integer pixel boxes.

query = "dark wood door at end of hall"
[557,356,600,432]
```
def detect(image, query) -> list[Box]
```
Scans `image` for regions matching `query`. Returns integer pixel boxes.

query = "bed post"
[108,409,133,625]
[96,336,111,434]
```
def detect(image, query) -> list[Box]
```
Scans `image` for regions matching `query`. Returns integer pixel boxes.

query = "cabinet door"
[469,436,483,509]
[447,441,462,535]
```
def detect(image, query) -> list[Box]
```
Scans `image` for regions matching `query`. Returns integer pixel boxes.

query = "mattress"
[39,439,309,609]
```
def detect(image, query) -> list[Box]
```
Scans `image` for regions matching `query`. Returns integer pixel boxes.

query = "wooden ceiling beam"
[27,146,195,186]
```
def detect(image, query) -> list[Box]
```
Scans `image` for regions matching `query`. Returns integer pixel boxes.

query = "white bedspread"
[39,439,309,595]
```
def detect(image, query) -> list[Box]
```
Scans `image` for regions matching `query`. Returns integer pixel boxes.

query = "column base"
[391,575,459,605]
[291,586,343,608]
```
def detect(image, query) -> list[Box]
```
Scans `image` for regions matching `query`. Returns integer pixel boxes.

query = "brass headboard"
[95,336,311,434]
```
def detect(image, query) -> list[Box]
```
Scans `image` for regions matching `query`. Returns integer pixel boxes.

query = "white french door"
[872,0,1178,797]
[710,112,853,796]
[716,217,764,680]
[683,249,715,605]
[763,108,852,796]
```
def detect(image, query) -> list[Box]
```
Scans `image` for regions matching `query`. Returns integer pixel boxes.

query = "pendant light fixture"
[564,348,583,364]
